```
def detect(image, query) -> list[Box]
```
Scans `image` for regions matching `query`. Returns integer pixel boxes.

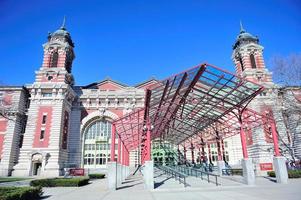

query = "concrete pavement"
[42,173,301,200]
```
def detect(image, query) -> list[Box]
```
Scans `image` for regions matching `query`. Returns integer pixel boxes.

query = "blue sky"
[0,0,300,86]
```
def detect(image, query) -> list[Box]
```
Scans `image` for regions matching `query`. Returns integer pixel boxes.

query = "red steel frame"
[111,63,282,166]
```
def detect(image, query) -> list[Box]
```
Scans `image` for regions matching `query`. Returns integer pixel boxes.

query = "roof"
[134,78,159,89]
[112,63,264,151]
[48,17,74,47]
[81,78,129,89]
[233,22,259,50]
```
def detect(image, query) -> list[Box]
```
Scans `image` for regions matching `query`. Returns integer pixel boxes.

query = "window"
[83,120,112,168]
[250,54,257,69]
[107,154,117,162]
[225,151,229,162]
[40,130,45,140]
[0,92,3,106]
[42,115,47,124]
[84,153,94,165]
[21,115,27,134]
[239,57,244,71]
[95,153,106,165]
[19,134,24,148]
[62,111,69,149]
[85,120,112,139]
[211,151,218,162]
[51,52,58,68]
[42,93,52,97]
[224,141,228,148]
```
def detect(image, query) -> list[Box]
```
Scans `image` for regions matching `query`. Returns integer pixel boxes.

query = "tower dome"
[48,17,74,47]
[233,22,259,49]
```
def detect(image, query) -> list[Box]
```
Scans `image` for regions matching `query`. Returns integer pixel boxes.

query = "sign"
[69,168,85,176]
[260,163,273,171]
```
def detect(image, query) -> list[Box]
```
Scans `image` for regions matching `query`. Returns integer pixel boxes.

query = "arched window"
[84,153,94,165]
[225,151,229,162]
[96,153,106,165]
[250,54,257,69]
[83,120,112,168]
[211,151,218,162]
[239,57,244,71]
[51,52,58,68]
[85,120,112,140]
[107,154,117,162]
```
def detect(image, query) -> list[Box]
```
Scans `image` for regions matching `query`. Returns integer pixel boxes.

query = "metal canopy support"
[109,62,290,185]
[111,124,116,161]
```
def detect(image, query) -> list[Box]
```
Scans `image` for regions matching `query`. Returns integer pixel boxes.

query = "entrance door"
[32,162,42,176]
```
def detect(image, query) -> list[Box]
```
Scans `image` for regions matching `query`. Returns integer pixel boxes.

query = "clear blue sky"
[0,0,300,86]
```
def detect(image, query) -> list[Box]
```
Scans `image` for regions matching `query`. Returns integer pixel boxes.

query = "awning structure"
[111,63,280,163]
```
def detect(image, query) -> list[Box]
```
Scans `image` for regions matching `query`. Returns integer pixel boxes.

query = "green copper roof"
[49,17,74,47]
[233,21,259,49]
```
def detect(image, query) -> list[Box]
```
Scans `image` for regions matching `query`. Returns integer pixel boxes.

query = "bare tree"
[269,53,301,161]
[0,81,16,121]
[276,88,301,161]
[270,53,301,86]
[0,92,15,121]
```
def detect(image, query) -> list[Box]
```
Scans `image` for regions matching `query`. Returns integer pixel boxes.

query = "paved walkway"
[0,179,32,187]
[153,167,244,189]
[42,172,301,200]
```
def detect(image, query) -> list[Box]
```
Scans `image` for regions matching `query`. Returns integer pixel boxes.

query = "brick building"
[0,22,300,177]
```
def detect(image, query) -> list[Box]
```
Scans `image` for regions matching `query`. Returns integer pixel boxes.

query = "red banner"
[69,168,85,176]
[260,163,273,171]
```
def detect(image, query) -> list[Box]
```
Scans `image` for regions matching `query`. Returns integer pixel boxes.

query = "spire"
[240,20,245,33]
[60,16,66,30]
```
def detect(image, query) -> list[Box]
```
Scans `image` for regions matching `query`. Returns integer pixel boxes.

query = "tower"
[232,22,290,176]
[36,17,75,84]
[13,18,76,177]
[232,22,273,86]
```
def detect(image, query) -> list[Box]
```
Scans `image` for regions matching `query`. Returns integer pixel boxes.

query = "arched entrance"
[31,153,43,176]
[82,119,112,169]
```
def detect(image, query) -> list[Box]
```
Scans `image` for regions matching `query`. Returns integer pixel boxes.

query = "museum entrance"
[109,63,288,190]
[32,162,42,176]
[83,119,112,169]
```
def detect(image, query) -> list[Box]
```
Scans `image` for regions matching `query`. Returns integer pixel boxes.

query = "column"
[239,119,255,185]
[216,137,225,176]
[208,144,212,164]
[144,122,154,190]
[191,143,195,164]
[110,124,116,161]
[271,120,288,184]
[183,146,187,164]
[108,123,117,190]
[177,145,181,164]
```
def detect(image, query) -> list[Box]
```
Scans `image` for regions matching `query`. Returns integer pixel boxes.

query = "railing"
[173,165,220,186]
[156,165,189,187]
[222,168,243,176]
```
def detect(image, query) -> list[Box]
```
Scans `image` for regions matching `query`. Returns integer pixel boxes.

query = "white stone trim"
[80,110,119,134]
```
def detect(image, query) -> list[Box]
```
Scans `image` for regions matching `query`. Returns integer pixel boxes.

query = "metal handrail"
[156,165,189,187]
[222,168,243,176]
[173,165,220,186]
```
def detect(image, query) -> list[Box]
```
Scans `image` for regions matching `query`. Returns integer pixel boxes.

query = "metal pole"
[110,124,116,161]
[191,143,195,164]
[270,120,281,156]
[216,176,218,186]
[122,142,124,165]
[208,144,212,164]
[217,138,222,161]
[145,122,151,161]
[239,120,249,159]
[183,146,187,164]
[118,135,121,163]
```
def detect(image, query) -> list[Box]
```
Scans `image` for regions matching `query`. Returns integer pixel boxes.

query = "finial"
[61,16,66,30]
[240,20,245,33]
